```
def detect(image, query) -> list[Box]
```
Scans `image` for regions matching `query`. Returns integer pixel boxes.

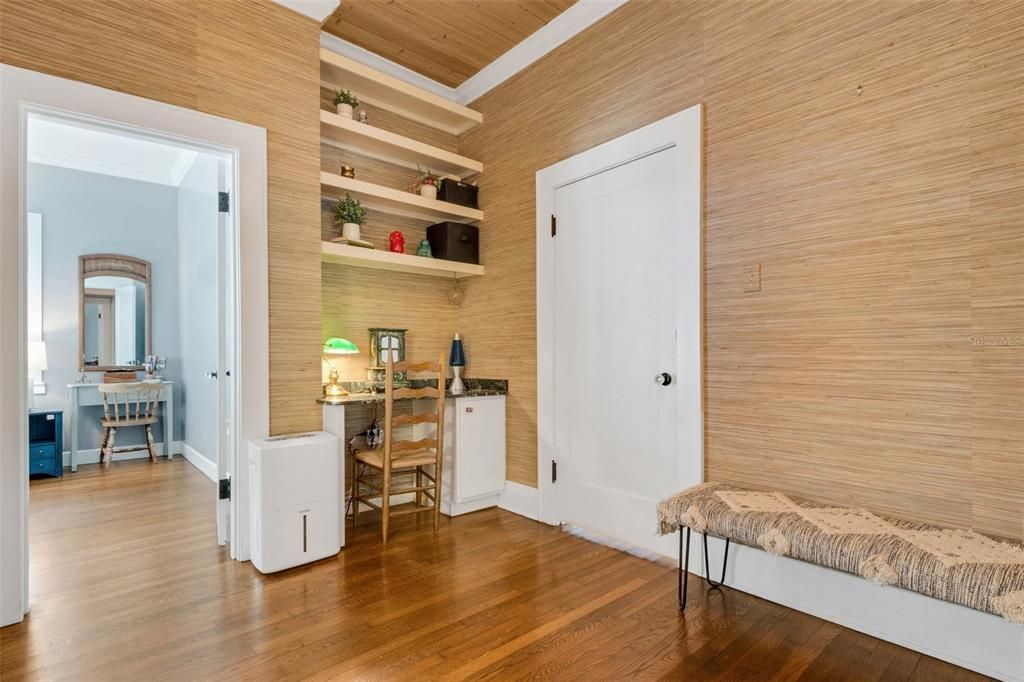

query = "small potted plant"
[409,167,441,200]
[333,89,359,119]
[334,193,366,241]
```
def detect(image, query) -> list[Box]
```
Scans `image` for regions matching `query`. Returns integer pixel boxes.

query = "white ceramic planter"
[336,103,354,119]
[419,184,438,200]
[342,222,361,240]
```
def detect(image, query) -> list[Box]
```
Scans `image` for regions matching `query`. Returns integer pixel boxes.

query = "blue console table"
[28,409,63,478]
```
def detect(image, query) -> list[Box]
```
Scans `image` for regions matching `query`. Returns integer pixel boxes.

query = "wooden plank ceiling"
[322,0,577,88]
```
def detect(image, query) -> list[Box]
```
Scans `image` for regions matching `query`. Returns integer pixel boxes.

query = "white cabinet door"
[454,396,506,502]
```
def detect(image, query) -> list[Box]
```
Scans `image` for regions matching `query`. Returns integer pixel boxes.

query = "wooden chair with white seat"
[352,353,446,544]
[97,382,162,465]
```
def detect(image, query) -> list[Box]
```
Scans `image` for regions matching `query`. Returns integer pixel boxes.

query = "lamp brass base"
[324,383,349,398]
[324,367,349,397]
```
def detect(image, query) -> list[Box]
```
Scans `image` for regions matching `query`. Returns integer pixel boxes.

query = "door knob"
[205,371,218,379]
[655,372,673,386]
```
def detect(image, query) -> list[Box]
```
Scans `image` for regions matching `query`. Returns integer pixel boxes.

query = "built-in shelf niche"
[319,46,485,280]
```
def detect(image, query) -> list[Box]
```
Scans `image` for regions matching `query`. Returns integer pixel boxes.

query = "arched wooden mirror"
[79,254,152,371]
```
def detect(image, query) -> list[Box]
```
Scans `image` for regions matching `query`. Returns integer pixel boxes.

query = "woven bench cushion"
[657,483,1024,623]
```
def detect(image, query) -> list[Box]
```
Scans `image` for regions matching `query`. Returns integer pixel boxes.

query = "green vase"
[416,239,433,257]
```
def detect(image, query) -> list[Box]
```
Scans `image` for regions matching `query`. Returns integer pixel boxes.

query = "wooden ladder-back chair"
[353,352,446,544]
[97,382,162,465]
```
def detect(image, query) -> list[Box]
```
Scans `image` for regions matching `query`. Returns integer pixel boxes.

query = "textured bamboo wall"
[0,0,324,435]
[4,0,1019,540]
[459,0,1024,540]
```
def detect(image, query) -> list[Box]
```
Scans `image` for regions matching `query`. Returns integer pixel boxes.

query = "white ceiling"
[27,117,199,187]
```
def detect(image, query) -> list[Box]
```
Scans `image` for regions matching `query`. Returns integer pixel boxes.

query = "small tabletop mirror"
[79,254,151,371]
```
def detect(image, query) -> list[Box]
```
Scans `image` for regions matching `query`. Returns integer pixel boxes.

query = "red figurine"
[389,230,405,253]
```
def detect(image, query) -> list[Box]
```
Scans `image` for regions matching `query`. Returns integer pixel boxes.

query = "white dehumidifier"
[249,431,342,573]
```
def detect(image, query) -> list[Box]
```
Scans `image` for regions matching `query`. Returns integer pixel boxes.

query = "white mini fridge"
[249,431,342,573]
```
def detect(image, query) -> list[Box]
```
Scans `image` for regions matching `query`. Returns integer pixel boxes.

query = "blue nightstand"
[28,409,63,478]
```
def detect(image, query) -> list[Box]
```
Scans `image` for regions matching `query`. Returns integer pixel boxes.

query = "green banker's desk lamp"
[323,337,359,398]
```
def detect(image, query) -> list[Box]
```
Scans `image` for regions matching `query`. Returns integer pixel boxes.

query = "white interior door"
[216,159,236,546]
[178,152,229,544]
[551,136,700,556]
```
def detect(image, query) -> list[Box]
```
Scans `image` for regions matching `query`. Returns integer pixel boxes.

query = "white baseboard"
[443,493,501,517]
[687,535,1024,681]
[182,443,217,482]
[498,481,539,520]
[62,440,182,467]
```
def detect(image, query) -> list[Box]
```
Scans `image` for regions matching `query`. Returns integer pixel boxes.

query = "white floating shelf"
[321,110,483,179]
[321,171,483,223]
[321,241,484,279]
[320,48,482,136]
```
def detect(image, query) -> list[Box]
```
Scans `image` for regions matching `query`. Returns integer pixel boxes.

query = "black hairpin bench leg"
[678,525,731,611]
[703,532,730,589]
[678,526,691,610]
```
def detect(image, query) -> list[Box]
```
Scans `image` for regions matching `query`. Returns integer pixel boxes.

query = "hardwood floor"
[0,459,984,681]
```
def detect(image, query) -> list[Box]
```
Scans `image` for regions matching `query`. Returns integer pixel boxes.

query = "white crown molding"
[273,0,339,23]
[29,146,199,187]
[29,149,169,187]
[454,0,629,105]
[318,0,629,110]
[319,31,457,101]
[169,149,199,186]
[29,115,201,186]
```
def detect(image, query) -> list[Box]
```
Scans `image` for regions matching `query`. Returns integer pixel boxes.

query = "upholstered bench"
[657,483,1024,623]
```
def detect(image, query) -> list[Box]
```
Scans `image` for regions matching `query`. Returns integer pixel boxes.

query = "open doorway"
[23,111,234,606]
[0,65,270,627]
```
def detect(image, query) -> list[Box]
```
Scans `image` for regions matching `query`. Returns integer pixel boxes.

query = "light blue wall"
[27,163,183,452]
[177,156,219,467]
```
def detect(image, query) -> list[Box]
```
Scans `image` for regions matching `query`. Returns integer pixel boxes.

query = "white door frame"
[0,65,270,626]
[535,104,704,529]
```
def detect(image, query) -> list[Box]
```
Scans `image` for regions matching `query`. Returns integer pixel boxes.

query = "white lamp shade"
[28,340,48,371]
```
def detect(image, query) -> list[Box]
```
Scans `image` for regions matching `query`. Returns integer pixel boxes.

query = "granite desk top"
[318,378,506,406]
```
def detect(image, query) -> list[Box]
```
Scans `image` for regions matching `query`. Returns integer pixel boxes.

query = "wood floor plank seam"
[443,578,649,680]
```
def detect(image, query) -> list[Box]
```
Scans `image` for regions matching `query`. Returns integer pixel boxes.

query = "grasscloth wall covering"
[459,0,1024,540]
[0,0,323,435]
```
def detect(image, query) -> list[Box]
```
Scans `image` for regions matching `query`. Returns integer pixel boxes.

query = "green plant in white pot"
[333,89,359,119]
[334,193,366,241]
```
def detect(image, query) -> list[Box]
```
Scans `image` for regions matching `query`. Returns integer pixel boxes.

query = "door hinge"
[218,191,230,213]
[551,460,557,483]
[550,214,557,237]
[219,477,231,500]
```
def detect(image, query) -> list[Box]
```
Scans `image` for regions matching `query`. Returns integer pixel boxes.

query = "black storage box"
[437,179,479,209]
[427,222,479,264]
